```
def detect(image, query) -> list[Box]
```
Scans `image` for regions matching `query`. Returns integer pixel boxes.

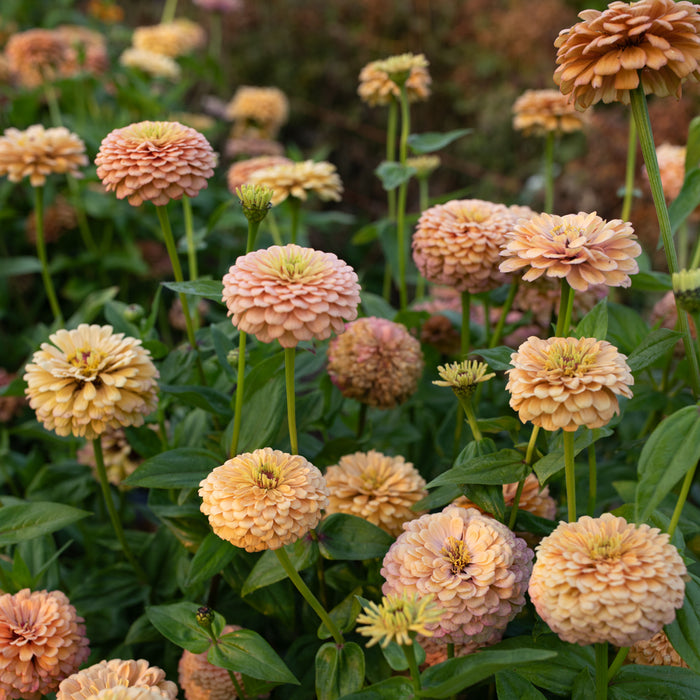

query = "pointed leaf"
[534,427,612,483]
[0,256,42,277]
[407,128,472,154]
[375,161,417,191]
[665,573,700,674]
[630,271,672,292]
[185,532,239,587]
[317,587,362,639]
[0,502,90,545]
[162,279,224,303]
[609,665,700,699]
[316,513,393,560]
[315,641,365,700]
[626,328,681,373]
[685,116,700,173]
[241,538,318,595]
[473,346,513,371]
[575,299,607,340]
[427,449,526,488]
[495,670,547,700]
[146,602,225,653]
[124,447,222,488]
[160,384,233,418]
[670,167,700,234]
[339,676,415,699]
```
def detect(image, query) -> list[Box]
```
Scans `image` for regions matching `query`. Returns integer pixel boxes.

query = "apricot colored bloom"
[222,244,360,348]
[652,143,687,201]
[0,125,87,187]
[381,506,533,651]
[248,160,343,206]
[628,630,688,668]
[24,324,159,440]
[506,336,633,432]
[529,513,687,647]
[199,448,329,552]
[95,121,217,206]
[500,211,641,292]
[554,0,700,110]
[5,28,71,87]
[119,48,181,81]
[132,19,206,58]
[57,659,177,700]
[226,155,291,194]
[412,199,535,294]
[77,425,142,487]
[225,86,289,139]
[327,316,424,409]
[0,589,89,700]
[512,89,587,136]
[83,690,165,700]
[324,450,427,536]
[358,53,431,106]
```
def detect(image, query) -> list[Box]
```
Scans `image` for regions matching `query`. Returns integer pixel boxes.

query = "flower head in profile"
[119,48,181,81]
[554,0,700,110]
[226,155,291,194]
[248,160,343,206]
[324,450,427,536]
[358,53,431,106]
[199,447,329,552]
[77,425,142,488]
[512,89,588,136]
[356,592,443,648]
[0,588,90,700]
[627,630,688,668]
[327,316,424,409]
[95,121,217,207]
[57,659,178,700]
[24,324,159,439]
[381,505,533,651]
[225,86,289,139]
[434,360,495,398]
[0,125,87,187]
[528,513,687,647]
[500,211,641,292]
[222,244,360,348]
[506,336,633,432]
[132,19,206,57]
[406,155,440,179]
[5,28,71,87]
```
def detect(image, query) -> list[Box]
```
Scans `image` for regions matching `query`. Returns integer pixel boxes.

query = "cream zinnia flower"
[226,155,291,194]
[512,89,587,135]
[95,121,217,206]
[528,513,687,647]
[554,0,700,110]
[627,630,689,667]
[199,448,329,552]
[506,336,633,432]
[225,86,289,139]
[84,690,165,700]
[499,211,641,292]
[222,244,360,348]
[132,19,206,58]
[0,589,90,700]
[324,450,427,536]
[24,324,159,439]
[358,53,431,106]
[248,160,343,206]
[119,48,181,80]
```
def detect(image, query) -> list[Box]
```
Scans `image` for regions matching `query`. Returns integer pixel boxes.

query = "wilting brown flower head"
[95,121,217,206]
[225,86,289,139]
[647,143,687,201]
[0,125,87,187]
[199,447,329,552]
[57,659,178,700]
[222,244,360,347]
[248,160,343,206]
[512,89,588,135]
[554,0,700,110]
[132,19,206,58]
[0,588,90,700]
[507,335,633,431]
[413,200,535,294]
[327,316,424,409]
[627,630,688,668]
[119,48,181,81]
[26,194,77,244]
[358,53,431,106]
[381,505,533,651]
[226,155,291,194]
[5,28,71,87]
[324,450,427,536]
[500,211,641,292]
[77,425,142,487]
[24,324,159,439]
[529,513,687,647]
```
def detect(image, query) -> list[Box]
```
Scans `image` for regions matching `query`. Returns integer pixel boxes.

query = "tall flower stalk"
[33,186,63,325]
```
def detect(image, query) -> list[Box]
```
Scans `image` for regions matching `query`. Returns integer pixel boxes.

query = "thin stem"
[482,297,492,347]
[33,186,63,325]
[555,280,573,336]
[461,291,471,359]
[386,99,398,222]
[543,131,555,214]
[402,644,422,693]
[458,396,482,442]
[587,441,597,516]
[43,83,63,127]
[67,177,98,255]
[284,347,298,455]
[275,546,344,645]
[396,84,411,311]
[266,211,283,246]
[595,643,608,700]
[161,0,178,23]
[452,404,463,461]
[620,113,637,222]
[508,477,527,531]
[227,670,247,700]
[183,196,197,280]
[679,221,689,270]
[230,331,246,457]
[288,198,300,245]
[607,647,629,682]
[414,178,429,301]
[490,279,519,348]
[525,425,540,465]
[563,431,576,522]
[667,461,696,539]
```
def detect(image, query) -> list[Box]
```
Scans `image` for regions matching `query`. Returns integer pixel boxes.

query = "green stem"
[161,0,178,23]
[452,404,463,461]
[458,396,482,442]
[482,296,491,347]
[227,670,247,700]
[555,279,574,336]
[266,211,283,246]
[595,643,608,700]
[690,234,700,269]
[587,441,597,516]
[43,83,63,127]
[490,279,519,348]
[667,461,696,539]
[396,84,411,311]
[461,291,471,359]
[275,546,344,645]
[620,113,637,222]
[402,644,422,693]
[386,99,398,222]
[543,131,555,214]
[606,647,629,682]
[415,178,429,301]
[284,347,298,454]
[183,196,197,280]
[67,177,98,255]
[289,197,300,245]
[34,186,63,325]
[230,331,246,457]
[525,424,540,465]
[508,476,527,531]
[246,219,262,253]
[563,431,576,522]
[679,221,689,271]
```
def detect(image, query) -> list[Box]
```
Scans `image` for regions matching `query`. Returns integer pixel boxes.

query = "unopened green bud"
[406,155,440,179]
[123,304,144,322]
[672,268,700,313]
[226,349,239,367]
[237,184,274,223]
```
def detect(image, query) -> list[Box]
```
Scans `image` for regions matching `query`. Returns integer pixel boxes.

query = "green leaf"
[626,329,681,373]
[575,299,607,340]
[124,447,222,488]
[630,270,672,292]
[374,161,417,191]
[0,502,90,545]
[315,641,365,700]
[427,449,527,488]
[473,346,514,371]
[461,483,506,520]
[534,427,612,483]
[407,128,472,154]
[0,256,42,277]
[160,384,233,418]
[665,574,700,674]
[236,374,285,452]
[146,602,224,653]
[635,405,700,522]
[685,116,700,173]
[241,538,318,596]
[572,667,596,700]
[162,279,225,303]
[185,532,239,588]
[609,665,700,699]
[606,303,649,355]
[209,629,299,684]
[669,167,700,234]
[339,676,415,699]
[318,587,362,639]
[316,514,394,560]
[66,286,120,326]
[495,670,547,700]
[210,323,237,380]
[361,291,397,320]
[414,485,462,512]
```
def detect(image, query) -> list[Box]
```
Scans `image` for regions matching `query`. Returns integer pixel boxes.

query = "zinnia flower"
[132,19,206,58]
[57,659,178,700]
[528,513,687,647]
[381,505,533,651]
[24,324,159,439]
[222,244,360,348]
[499,211,641,292]
[327,316,424,409]
[412,199,535,294]
[95,121,217,207]
[0,125,87,187]
[226,155,291,194]
[324,450,427,536]
[554,0,700,110]
[650,143,687,201]
[512,89,587,135]
[5,28,71,87]
[506,335,633,432]
[83,690,166,700]
[199,447,329,552]
[54,25,109,77]
[358,53,431,106]
[119,48,181,81]
[627,630,688,667]
[0,588,90,700]
[247,160,343,206]
[434,360,495,398]
[76,425,142,487]
[225,86,289,139]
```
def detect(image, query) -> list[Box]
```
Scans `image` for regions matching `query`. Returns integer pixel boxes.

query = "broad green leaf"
[339,676,415,699]
[377,637,425,672]
[236,374,285,452]
[495,670,547,700]
[124,447,222,488]
[407,128,472,154]
[427,449,527,488]
[241,538,318,596]
[575,299,607,340]
[360,291,397,320]
[461,483,505,520]
[572,668,596,700]
[315,641,365,700]
[0,502,90,545]
[0,256,42,277]
[66,286,119,326]
[626,328,681,373]
[185,532,239,587]
[160,384,233,418]
[317,514,393,560]
[162,279,225,303]
[685,116,700,173]
[606,303,649,355]
[414,485,462,512]
[146,602,225,654]
[630,270,672,292]
[669,167,700,234]
[534,427,612,483]
[375,161,417,191]
[665,574,700,674]
[609,664,700,699]
[317,587,362,639]
[473,346,514,371]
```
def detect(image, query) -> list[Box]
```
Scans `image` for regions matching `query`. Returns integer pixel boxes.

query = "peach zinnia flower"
[225,86,289,139]
[554,0,700,110]
[499,211,641,292]
[57,659,178,700]
[5,28,71,87]
[199,447,329,552]
[222,244,360,348]
[0,125,87,187]
[647,143,686,201]
[0,588,89,700]
[248,160,343,206]
[95,121,217,207]
[512,89,587,136]
[226,154,291,195]
[82,690,166,700]
[627,630,689,668]
[132,19,206,58]
[327,316,424,409]
[412,199,535,293]
[24,324,159,439]
[358,53,431,106]
[528,513,687,647]
[324,450,427,536]
[506,336,633,432]
[381,506,533,652]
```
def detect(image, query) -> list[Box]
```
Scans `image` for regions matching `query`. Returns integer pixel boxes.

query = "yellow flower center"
[441,535,470,574]
[550,223,584,244]
[544,341,597,377]
[129,121,182,145]
[361,467,385,490]
[254,462,281,489]
[67,347,104,378]
[589,533,623,560]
